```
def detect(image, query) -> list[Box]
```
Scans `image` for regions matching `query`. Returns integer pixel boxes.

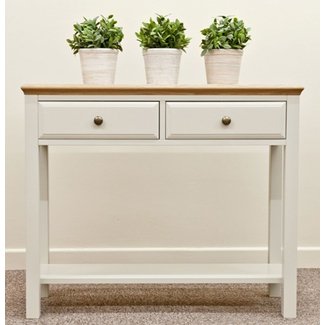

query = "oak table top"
[21,84,304,96]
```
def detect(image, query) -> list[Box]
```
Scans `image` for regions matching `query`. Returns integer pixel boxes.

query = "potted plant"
[67,15,124,84]
[200,16,251,84]
[136,15,191,85]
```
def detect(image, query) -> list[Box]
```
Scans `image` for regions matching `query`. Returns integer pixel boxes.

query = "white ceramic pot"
[79,49,118,84]
[204,49,243,84]
[143,49,182,85]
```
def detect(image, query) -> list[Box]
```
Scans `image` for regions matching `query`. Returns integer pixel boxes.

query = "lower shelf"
[40,263,282,284]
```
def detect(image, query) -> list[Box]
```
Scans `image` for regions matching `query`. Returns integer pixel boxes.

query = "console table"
[22,85,303,319]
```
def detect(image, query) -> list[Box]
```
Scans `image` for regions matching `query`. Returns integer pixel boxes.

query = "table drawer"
[166,102,286,139]
[39,102,159,139]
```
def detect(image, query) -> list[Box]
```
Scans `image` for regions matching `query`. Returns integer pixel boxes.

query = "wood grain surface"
[21,84,304,96]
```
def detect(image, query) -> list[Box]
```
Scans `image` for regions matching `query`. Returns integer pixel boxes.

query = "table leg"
[281,97,299,318]
[25,96,41,318]
[40,146,49,298]
[268,145,283,297]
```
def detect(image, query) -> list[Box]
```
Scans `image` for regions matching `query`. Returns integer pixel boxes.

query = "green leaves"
[200,16,251,56]
[67,15,124,54]
[136,15,191,51]
[67,14,250,56]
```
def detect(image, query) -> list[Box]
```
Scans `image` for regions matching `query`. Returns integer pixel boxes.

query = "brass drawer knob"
[94,116,103,126]
[221,116,231,126]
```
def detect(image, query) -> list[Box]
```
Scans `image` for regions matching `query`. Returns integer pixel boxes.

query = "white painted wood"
[39,146,49,298]
[40,263,282,284]
[268,146,284,297]
[281,96,299,318]
[166,102,286,139]
[38,94,289,102]
[24,90,300,318]
[39,102,159,139]
[160,100,166,139]
[38,139,287,146]
[25,95,41,318]
[6,246,320,270]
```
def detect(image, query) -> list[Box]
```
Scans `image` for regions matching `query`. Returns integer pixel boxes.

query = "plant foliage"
[136,15,191,51]
[67,15,124,54]
[200,16,251,56]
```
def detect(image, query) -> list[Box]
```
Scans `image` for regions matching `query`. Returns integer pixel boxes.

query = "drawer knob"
[94,116,103,126]
[221,116,231,126]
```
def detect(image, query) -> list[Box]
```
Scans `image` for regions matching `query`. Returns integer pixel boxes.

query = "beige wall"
[5,0,319,268]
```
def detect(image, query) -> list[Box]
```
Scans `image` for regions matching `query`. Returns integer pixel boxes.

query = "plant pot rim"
[143,48,183,54]
[204,49,243,55]
[78,48,119,53]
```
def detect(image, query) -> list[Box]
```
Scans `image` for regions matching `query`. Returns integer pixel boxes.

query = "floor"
[5,269,319,325]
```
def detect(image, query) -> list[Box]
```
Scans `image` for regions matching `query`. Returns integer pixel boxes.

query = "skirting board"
[5,246,319,270]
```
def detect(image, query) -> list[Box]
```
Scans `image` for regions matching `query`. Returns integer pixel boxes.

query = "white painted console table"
[22,85,303,319]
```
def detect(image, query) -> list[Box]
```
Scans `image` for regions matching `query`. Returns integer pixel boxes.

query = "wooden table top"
[21,84,304,96]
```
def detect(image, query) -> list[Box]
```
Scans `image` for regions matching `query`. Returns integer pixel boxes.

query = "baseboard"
[5,246,320,270]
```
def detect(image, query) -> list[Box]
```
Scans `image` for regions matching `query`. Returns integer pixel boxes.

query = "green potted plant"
[67,15,124,84]
[200,16,251,84]
[136,15,191,85]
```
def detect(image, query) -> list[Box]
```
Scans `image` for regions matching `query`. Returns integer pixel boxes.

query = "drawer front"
[166,102,286,139]
[39,102,159,139]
